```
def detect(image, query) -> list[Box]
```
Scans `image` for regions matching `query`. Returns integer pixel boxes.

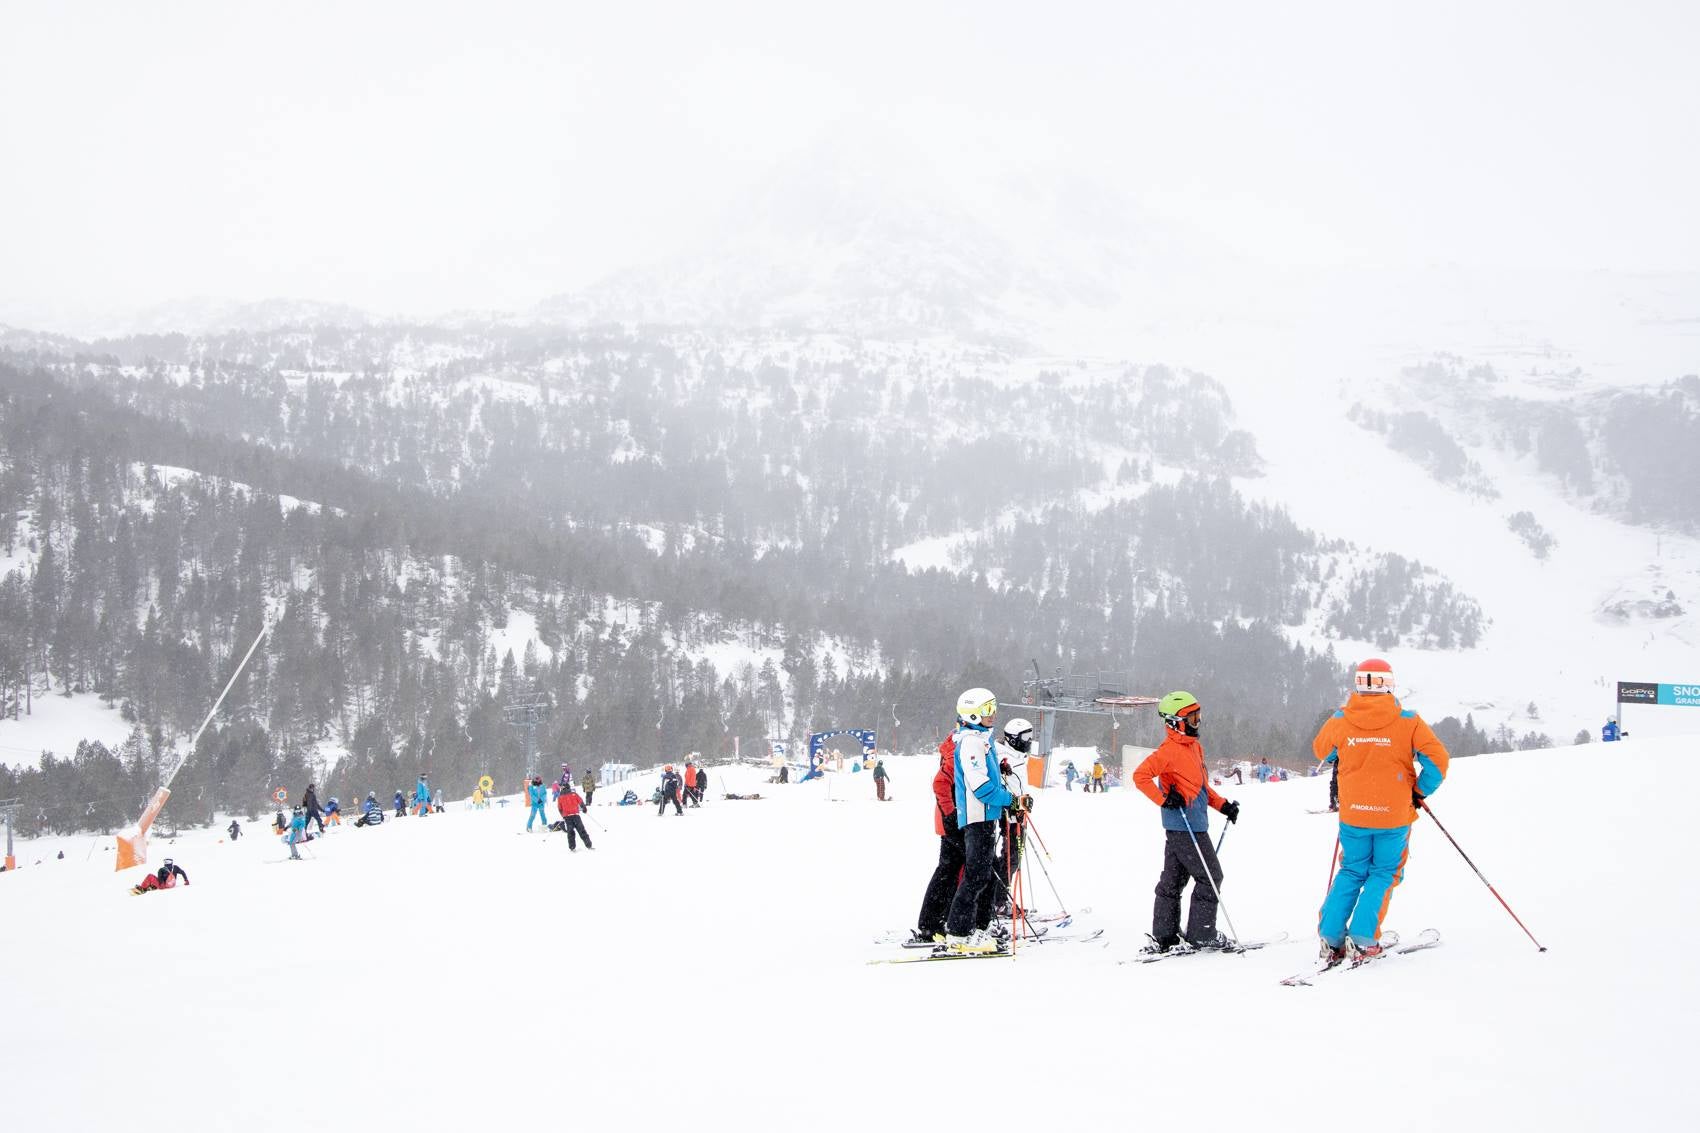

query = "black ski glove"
[1411,789,1425,809]
[1161,785,1186,809]
[1220,800,1240,824]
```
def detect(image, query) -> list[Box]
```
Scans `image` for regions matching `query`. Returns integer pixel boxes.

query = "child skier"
[942,688,1014,955]
[1132,691,1241,953]
[1311,658,1449,965]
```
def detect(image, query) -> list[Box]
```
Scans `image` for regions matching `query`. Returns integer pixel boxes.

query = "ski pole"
[1214,823,1229,857]
[1023,828,1071,918]
[1024,815,1054,861]
[1177,804,1241,947]
[1325,830,1340,899]
[1420,800,1547,952]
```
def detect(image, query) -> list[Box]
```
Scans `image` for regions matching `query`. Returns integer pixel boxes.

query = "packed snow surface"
[2,737,1690,1131]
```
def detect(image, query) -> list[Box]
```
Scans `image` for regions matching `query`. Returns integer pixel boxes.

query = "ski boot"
[1139,934,1185,956]
[1318,939,1347,970]
[1345,938,1385,966]
[1192,931,1240,953]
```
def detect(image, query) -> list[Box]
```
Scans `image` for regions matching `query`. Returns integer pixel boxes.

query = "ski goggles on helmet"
[1160,705,1201,730]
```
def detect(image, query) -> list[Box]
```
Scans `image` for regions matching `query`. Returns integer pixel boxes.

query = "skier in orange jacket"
[1312,658,1450,965]
[1132,692,1241,953]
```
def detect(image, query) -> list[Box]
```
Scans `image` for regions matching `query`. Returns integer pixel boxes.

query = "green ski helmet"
[1157,691,1201,733]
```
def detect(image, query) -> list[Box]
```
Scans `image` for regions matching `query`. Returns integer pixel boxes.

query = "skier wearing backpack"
[942,688,1014,955]
[1312,658,1449,966]
[1132,692,1241,954]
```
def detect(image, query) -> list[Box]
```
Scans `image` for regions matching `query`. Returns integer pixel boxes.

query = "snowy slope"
[0,691,134,770]
[1,737,1689,1131]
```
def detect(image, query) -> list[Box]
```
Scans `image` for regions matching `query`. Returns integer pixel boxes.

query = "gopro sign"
[1617,681,1700,708]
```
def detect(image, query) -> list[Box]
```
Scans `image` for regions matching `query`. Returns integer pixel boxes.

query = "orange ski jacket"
[1312,694,1450,829]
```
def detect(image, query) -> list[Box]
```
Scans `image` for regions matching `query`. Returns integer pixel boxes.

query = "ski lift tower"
[1019,662,1158,776]
[1,798,17,871]
[503,688,553,780]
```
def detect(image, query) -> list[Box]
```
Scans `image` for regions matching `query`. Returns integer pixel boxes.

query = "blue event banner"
[1659,684,1700,707]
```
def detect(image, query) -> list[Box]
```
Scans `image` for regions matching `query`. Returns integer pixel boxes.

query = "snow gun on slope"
[115,620,271,872]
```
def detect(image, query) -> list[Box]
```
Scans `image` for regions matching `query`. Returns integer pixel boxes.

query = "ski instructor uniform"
[1312,658,1449,960]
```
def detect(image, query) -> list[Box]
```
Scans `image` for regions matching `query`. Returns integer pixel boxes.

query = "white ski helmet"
[1003,717,1034,751]
[956,687,997,726]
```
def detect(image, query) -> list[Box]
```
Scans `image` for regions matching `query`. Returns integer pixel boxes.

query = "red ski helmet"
[1355,658,1394,694]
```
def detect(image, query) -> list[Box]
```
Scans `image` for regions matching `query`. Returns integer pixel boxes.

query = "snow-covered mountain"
[534,121,1228,342]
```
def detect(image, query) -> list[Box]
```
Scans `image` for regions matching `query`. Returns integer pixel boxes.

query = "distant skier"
[558,763,573,793]
[393,789,406,818]
[1602,716,1622,742]
[131,858,190,894]
[872,759,890,801]
[1312,658,1450,966]
[302,782,325,834]
[526,776,549,832]
[1063,761,1078,791]
[288,808,309,860]
[414,775,431,817]
[227,819,242,841]
[695,764,709,804]
[683,761,702,807]
[581,768,598,807]
[942,688,1014,955]
[324,797,342,827]
[1090,760,1105,794]
[433,788,445,814]
[658,765,683,816]
[1132,692,1240,954]
[552,783,594,851]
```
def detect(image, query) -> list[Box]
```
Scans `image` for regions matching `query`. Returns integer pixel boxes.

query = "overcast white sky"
[2,0,1697,326]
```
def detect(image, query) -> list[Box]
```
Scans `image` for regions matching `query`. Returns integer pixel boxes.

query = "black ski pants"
[1153,828,1224,946]
[945,820,999,937]
[916,821,966,936]
[658,791,681,816]
[563,815,592,850]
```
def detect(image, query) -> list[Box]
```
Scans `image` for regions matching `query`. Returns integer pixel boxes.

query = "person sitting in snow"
[132,858,190,894]
[356,792,385,827]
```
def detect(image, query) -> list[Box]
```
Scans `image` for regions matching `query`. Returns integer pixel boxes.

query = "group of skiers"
[654,759,709,815]
[1062,759,1108,792]
[910,687,1037,954]
[915,656,1450,965]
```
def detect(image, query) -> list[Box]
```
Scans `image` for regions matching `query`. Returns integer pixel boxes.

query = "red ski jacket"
[932,736,957,836]
[557,791,582,818]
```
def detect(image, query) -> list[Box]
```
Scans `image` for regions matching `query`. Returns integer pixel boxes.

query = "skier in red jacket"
[907,733,965,945]
[552,784,594,850]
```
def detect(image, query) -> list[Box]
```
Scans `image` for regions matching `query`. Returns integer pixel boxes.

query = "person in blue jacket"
[414,775,431,817]
[1602,716,1622,742]
[526,776,549,831]
[942,688,1015,955]
[287,807,308,860]
[393,789,406,818]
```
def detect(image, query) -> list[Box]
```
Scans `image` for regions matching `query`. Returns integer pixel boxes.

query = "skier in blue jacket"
[526,776,549,831]
[287,807,308,860]
[414,775,431,817]
[942,687,1015,955]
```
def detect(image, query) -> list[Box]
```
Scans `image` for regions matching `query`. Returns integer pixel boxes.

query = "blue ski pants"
[1318,823,1410,948]
[527,802,547,831]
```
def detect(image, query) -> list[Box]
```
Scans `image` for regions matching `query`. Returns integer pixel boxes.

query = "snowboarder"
[526,776,549,831]
[131,858,190,894]
[1132,692,1240,953]
[657,765,683,816]
[911,732,964,945]
[942,688,1014,955]
[227,819,242,841]
[393,789,406,818]
[302,782,325,834]
[357,793,386,827]
[872,759,890,801]
[1312,658,1450,965]
[552,783,594,850]
[413,775,431,817]
[581,768,597,807]
[1602,716,1622,742]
